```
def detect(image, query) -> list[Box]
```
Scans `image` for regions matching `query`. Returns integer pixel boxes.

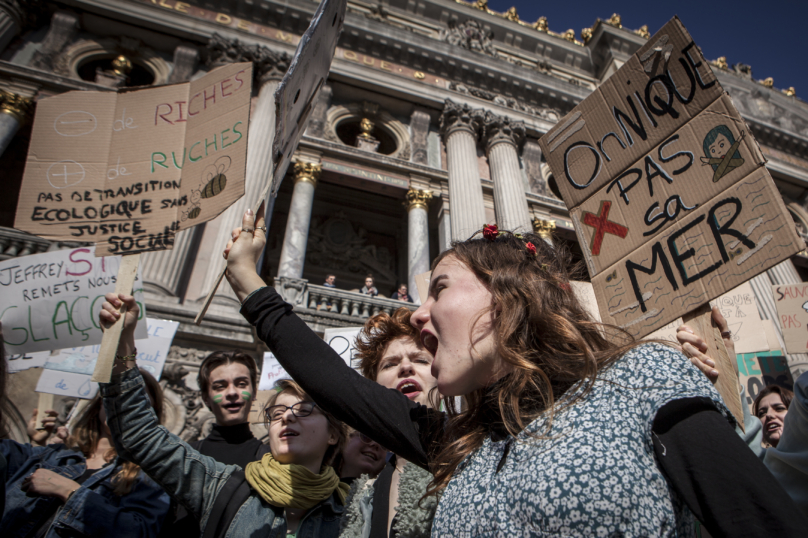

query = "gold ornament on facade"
[710,56,728,70]
[532,217,556,239]
[405,189,433,211]
[606,13,622,28]
[784,87,796,97]
[358,117,375,140]
[561,29,576,42]
[292,162,322,187]
[111,55,133,77]
[532,16,549,32]
[581,27,593,44]
[0,90,35,125]
[473,0,488,12]
[503,7,519,22]
[762,77,774,88]
[634,25,650,39]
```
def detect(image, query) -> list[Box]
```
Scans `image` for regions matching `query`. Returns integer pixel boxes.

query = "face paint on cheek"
[212,395,223,404]
[241,391,251,401]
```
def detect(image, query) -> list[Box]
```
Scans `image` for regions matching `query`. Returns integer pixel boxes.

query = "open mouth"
[360,449,380,461]
[421,331,438,356]
[766,422,781,433]
[280,428,299,439]
[397,378,423,400]
[222,402,244,413]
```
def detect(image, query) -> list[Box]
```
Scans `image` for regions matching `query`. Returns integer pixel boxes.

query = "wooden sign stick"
[682,304,745,431]
[35,391,54,430]
[91,253,141,383]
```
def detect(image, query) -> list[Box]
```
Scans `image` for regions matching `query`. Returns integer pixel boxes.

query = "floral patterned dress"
[431,343,731,537]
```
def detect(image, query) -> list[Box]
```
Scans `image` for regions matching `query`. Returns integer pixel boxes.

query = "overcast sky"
[485,0,807,105]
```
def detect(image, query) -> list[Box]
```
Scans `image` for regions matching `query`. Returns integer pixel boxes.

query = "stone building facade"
[2,0,808,441]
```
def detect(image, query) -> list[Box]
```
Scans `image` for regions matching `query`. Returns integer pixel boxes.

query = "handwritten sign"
[771,283,808,354]
[538,17,803,338]
[713,281,768,354]
[258,352,291,391]
[6,350,51,373]
[737,320,794,406]
[15,63,252,256]
[35,369,99,399]
[323,326,362,370]
[0,246,147,355]
[43,317,179,379]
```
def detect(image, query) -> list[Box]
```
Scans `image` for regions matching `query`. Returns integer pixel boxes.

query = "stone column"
[194,37,290,305]
[437,192,452,253]
[410,108,431,165]
[140,44,203,299]
[305,84,332,139]
[439,100,485,242]
[522,139,549,196]
[406,189,432,304]
[277,162,322,278]
[29,11,78,70]
[0,90,33,157]
[0,0,43,53]
[483,111,531,233]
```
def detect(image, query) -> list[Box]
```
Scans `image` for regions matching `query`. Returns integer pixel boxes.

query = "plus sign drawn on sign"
[582,201,628,256]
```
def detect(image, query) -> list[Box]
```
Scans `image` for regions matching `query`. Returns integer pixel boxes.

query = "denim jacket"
[1,439,170,537]
[101,367,344,538]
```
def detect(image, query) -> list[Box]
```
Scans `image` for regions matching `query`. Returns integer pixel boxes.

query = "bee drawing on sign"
[181,156,232,221]
[700,126,745,182]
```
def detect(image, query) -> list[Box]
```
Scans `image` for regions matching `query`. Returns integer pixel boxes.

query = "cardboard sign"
[35,369,99,399]
[771,282,808,354]
[736,320,794,407]
[43,317,179,379]
[267,0,347,205]
[414,271,431,305]
[323,326,362,369]
[258,352,291,391]
[15,63,252,256]
[0,246,147,355]
[539,17,803,338]
[712,281,768,354]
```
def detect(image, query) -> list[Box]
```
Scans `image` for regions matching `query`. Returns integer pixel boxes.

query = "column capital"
[482,111,526,150]
[0,89,34,125]
[439,99,483,139]
[293,161,322,187]
[206,34,290,86]
[405,188,433,211]
[532,217,556,239]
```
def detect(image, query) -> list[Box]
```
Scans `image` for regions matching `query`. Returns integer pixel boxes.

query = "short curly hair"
[354,307,421,380]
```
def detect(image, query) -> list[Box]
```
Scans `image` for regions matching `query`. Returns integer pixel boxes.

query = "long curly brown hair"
[425,229,645,497]
[68,369,163,496]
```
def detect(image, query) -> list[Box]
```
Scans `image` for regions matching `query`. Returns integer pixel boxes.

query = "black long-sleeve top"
[242,286,807,537]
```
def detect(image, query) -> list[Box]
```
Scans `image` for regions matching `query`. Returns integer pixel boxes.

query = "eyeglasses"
[265,401,318,422]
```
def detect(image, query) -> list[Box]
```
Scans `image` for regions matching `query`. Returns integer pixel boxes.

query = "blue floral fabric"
[431,343,731,537]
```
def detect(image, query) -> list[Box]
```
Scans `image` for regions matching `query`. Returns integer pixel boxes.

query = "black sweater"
[243,286,807,537]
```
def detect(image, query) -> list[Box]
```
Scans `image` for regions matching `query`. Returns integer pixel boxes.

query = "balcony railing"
[0,226,88,261]
[275,277,417,320]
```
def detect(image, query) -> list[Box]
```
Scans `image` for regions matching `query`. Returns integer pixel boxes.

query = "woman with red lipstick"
[223,209,807,537]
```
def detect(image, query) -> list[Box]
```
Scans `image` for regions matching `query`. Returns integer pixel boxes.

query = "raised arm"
[225,209,440,468]
[99,293,239,527]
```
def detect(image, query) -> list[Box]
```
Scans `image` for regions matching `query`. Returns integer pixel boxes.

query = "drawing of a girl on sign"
[700,125,745,182]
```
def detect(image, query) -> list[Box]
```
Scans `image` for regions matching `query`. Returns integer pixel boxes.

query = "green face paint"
[241,391,252,401]
[212,395,223,404]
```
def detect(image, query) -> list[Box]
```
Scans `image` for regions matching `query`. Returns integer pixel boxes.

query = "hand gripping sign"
[194,0,348,324]
[14,62,253,381]
[538,17,804,426]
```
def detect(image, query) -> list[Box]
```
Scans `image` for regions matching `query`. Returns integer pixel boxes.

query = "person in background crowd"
[361,275,379,297]
[1,369,170,538]
[324,275,337,288]
[160,351,269,538]
[99,292,349,538]
[339,307,439,538]
[337,426,387,485]
[224,210,808,537]
[754,385,794,448]
[391,284,414,303]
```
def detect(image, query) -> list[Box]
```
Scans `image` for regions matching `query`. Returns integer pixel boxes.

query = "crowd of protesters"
[2,212,808,537]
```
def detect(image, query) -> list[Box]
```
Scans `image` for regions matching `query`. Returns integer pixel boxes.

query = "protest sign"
[36,369,99,400]
[713,281,768,354]
[736,319,794,407]
[195,0,347,324]
[250,390,274,425]
[14,63,252,257]
[6,350,51,373]
[0,246,147,355]
[414,271,431,305]
[43,317,179,379]
[258,352,291,391]
[771,282,808,354]
[538,17,803,338]
[323,326,362,369]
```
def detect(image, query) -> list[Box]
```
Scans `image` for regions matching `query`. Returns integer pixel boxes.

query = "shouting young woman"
[224,209,806,537]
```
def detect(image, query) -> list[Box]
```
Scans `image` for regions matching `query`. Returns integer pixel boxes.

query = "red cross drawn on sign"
[582,201,629,256]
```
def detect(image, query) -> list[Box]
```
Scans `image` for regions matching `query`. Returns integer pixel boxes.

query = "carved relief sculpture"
[439,19,499,58]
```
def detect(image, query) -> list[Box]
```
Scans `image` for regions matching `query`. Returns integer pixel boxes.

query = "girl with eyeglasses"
[97,294,349,538]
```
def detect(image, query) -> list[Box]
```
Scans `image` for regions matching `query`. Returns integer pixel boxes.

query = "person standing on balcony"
[361,275,379,297]
[391,284,414,303]
[324,275,337,288]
